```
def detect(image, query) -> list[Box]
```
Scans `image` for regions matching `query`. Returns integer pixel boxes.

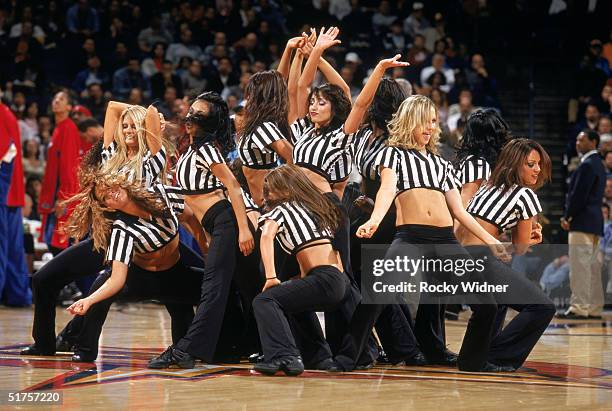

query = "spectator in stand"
[589,39,611,77]
[0,100,31,306]
[182,60,207,99]
[81,83,108,123]
[10,91,26,119]
[76,118,103,148]
[595,84,612,115]
[340,66,360,100]
[166,28,203,67]
[383,19,410,55]
[604,151,612,176]
[560,129,606,319]
[151,60,183,101]
[65,0,99,37]
[72,55,110,94]
[234,32,263,64]
[447,89,477,133]
[9,5,46,43]
[18,101,39,141]
[25,176,41,221]
[465,53,498,107]
[112,56,148,100]
[420,53,455,93]
[137,16,172,54]
[574,54,609,109]
[22,139,45,179]
[106,42,130,78]
[568,103,601,160]
[206,56,238,95]
[597,115,611,136]
[406,34,430,82]
[403,2,430,39]
[127,88,144,106]
[36,115,52,158]
[431,87,449,128]
[423,12,446,52]
[70,105,92,125]
[72,37,97,75]
[372,1,396,36]
[142,42,167,79]
[157,86,177,119]
[222,71,252,102]
[604,177,612,209]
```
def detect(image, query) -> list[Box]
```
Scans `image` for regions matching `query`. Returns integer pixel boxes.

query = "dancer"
[456,138,556,371]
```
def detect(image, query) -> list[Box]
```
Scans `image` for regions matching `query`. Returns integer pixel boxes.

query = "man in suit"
[560,129,606,319]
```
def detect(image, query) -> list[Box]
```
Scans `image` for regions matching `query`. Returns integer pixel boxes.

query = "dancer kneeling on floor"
[252,164,350,376]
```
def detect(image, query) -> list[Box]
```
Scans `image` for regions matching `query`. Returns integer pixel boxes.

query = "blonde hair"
[387,95,441,154]
[102,106,149,182]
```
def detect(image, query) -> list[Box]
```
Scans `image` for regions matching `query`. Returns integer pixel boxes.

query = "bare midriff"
[133,235,180,271]
[184,189,227,227]
[295,241,341,278]
[394,188,453,227]
[296,166,332,194]
[455,217,499,246]
[242,167,269,206]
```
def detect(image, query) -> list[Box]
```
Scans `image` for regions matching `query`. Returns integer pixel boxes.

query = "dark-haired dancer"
[253,165,349,376]
[149,92,256,368]
[457,138,555,370]
[353,95,508,372]
[239,71,293,205]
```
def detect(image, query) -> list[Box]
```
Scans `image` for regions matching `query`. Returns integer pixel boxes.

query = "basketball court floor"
[0,304,610,410]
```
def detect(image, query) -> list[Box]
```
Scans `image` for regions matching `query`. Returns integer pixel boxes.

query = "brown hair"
[263,164,341,233]
[242,70,290,140]
[307,83,352,135]
[63,171,171,254]
[487,138,551,193]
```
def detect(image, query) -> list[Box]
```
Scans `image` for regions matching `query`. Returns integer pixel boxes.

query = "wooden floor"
[0,304,610,410]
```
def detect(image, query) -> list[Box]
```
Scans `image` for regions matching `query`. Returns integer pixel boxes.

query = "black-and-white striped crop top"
[105,184,184,265]
[226,187,259,212]
[238,122,288,169]
[259,201,334,254]
[374,146,461,193]
[458,155,491,186]
[101,141,167,187]
[353,127,388,181]
[467,184,542,231]
[291,117,355,183]
[175,142,226,194]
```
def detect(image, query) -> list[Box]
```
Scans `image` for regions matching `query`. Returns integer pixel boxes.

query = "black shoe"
[588,314,602,319]
[248,353,265,363]
[57,283,83,307]
[426,349,458,366]
[148,346,195,369]
[479,362,516,373]
[55,335,74,353]
[402,352,428,366]
[20,344,54,356]
[556,311,588,320]
[377,348,391,364]
[354,361,375,370]
[71,352,96,362]
[311,358,341,372]
[253,356,304,376]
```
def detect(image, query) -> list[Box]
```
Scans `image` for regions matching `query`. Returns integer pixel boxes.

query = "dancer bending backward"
[62,173,208,362]
[354,95,508,372]
[456,138,555,371]
[148,92,255,369]
[21,103,182,357]
[239,70,293,206]
[351,78,427,366]
[253,165,349,376]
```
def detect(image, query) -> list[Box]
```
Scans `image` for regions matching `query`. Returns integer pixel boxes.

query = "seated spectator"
[605,177,612,209]
[465,53,498,107]
[127,88,144,106]
[539,255,570,297]
[382,19,410,55]
[222,71,251,102]
[568,103,601,160]
[70,105,92,125]
[206,56,238,95]
[447,89,477,132]
[22,139,45,179]
[137,16,172,53]
[403,2,430,39]
[597,115,611,136]
[65,0,99,37]
[421,53,455,93]
[25,176,41,221]
[72,55,110,94]
[18,101,39,141]
[112,56,148,100]
[431,88,449,127]
[9,5,46,44]
[80,82,108,123]
[604,150,612,176]
[423,12,446,52]
[157,86,177,119]
[151,60,183,100]
[142,42,167,79]
[166,28,203,67]
[77,118,103,147]
[595,84,611,115]
[36,115,52,158]
[340,67,360,100]
[589,39,611,77]
[234,32,264,64]
[10,91,26,119]
[182,60,207,99]
[372,1,396,36]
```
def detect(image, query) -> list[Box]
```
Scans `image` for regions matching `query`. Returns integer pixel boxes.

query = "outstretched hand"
[377,54,410,71]
[314,26,341,50]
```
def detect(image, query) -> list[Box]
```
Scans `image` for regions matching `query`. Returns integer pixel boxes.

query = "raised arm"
[103,101,132,148]
[344,55,409,134]
[298,27,341,119]
[212,162,255,256]
[318,58,350,100]
[288,37,306,124]
[66,260,128,315]
[278,36,304,79]
[144,104,162,155]
[260,219,281,291]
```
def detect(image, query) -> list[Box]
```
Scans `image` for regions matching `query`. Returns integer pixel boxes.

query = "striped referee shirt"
[467,184,542,231]
[175,142,225,194]
[227,187,259,212]
[105,184,185,265]
[238,122,288,169]
[458,155,491,186]
[101,141,167,187]
[259,201,334,254]
[375,146,461,193]
[292,117,355,183]
[353,127,388,182]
